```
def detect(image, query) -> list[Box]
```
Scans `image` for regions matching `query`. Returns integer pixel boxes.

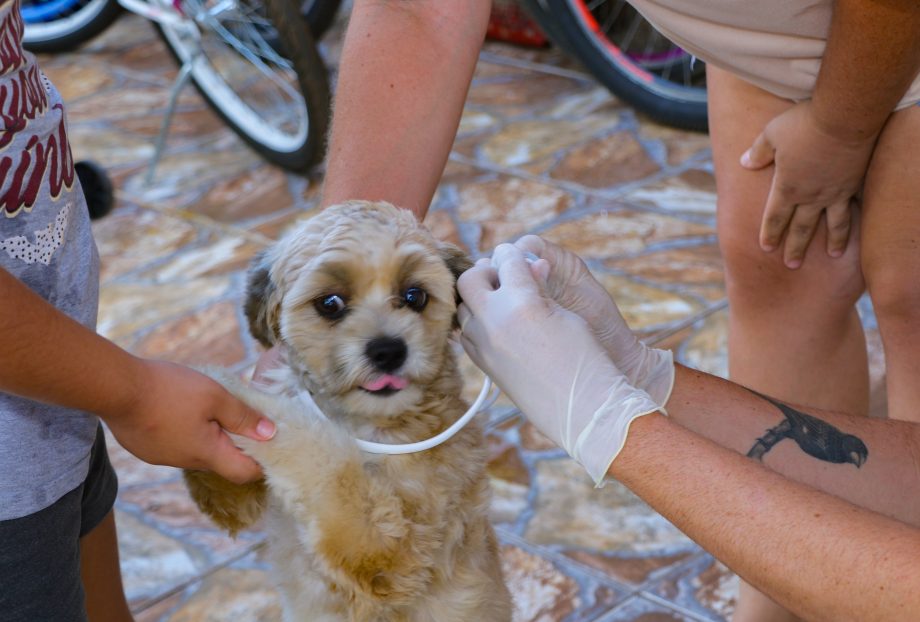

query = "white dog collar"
[297,376,498,455]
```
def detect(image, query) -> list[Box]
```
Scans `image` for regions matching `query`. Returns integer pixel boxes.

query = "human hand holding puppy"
[0,267,273,486]
[458,244,661,485]
[109,360,274,484]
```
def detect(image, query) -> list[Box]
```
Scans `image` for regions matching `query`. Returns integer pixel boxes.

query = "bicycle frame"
[110,0,198,183]
[117,0,189,30]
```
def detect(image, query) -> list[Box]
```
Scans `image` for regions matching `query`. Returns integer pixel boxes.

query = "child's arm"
[0,267,274,484]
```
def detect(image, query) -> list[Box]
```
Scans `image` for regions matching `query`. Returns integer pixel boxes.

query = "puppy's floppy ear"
[245,249,282,347]
[438,243,473,328]
[438,242,473,289]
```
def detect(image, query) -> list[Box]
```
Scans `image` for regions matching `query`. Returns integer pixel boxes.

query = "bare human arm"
[516,233,920,523]
[666,364,920,526]
[742,0,920,267]
[810,0,920,142]
[459,246,920,621]
[320,0,491,218]
[0,268,275,484]
[611,412,920,621]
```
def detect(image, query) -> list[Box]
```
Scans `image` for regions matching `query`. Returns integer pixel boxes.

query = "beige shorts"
[631,0,920,109]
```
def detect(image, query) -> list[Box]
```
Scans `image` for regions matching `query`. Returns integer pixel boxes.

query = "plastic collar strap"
[297,376,496,455]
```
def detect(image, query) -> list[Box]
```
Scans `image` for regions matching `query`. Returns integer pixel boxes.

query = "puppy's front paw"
[184,469,267,536]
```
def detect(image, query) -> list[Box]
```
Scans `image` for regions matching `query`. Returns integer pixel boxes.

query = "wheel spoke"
[599,0,627,35]
[571,0,708,128]
[159,0,311,151]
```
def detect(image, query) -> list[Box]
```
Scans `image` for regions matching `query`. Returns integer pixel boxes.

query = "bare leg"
[861,105,920,423]
[707,66,869,622]
[80,510,134,622]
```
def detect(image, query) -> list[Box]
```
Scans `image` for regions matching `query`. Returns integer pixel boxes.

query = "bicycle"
[21,0,333,178]
[21,0,341,51]
[522,0,707,131]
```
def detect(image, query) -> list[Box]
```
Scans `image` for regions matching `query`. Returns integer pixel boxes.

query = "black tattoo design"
[746,391,868,467]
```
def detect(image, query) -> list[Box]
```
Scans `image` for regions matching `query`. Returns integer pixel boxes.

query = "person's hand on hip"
[740,99,875,269]
[458,243,660,485]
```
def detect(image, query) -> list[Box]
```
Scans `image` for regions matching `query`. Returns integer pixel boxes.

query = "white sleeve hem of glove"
[572,386,660,487]
[642,347,675,415]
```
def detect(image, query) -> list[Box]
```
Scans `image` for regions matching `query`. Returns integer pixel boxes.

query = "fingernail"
[256,418,276,440]
[786,259,801,270]
[761,243,775,252]
[740,150,751,167]
[829,248,843,258]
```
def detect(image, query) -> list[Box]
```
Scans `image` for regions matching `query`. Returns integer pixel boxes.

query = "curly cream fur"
[185,202,511,621]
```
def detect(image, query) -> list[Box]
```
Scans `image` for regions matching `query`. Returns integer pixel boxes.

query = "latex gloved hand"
[514,235,674,411]
[457,244,660,485]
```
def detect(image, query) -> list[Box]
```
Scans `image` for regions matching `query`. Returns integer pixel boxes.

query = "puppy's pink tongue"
[362,375,408,391]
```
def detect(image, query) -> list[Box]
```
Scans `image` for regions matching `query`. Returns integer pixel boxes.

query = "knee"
[863,252,920,323]
[718,219,864,310]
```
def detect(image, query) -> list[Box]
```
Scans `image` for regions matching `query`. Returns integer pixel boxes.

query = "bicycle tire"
[21,0,122,53]
[301,0,340,39]
[518,0,574,55]
[544,0,708,132]
[156,0,330,173]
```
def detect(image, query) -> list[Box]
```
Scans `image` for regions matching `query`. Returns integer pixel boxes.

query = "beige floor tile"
[648,554,738,621]
[92,206,198,283]
[540,209,714,262]
[97,276,232,341]
[188,166,296,223]
[455,175,574,250]
[500,543,626,622]
[624,169,718,216]
[523,459,693,555]
[132,300,250,368]
[606,243,725,303]
[161,567,281,622]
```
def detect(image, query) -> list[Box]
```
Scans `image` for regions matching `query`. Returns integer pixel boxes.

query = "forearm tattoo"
[746,390,868,467]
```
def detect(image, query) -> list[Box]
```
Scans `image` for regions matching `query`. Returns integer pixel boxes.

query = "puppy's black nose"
[365,337,408,372]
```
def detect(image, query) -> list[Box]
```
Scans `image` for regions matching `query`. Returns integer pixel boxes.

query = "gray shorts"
[0,424,118,622]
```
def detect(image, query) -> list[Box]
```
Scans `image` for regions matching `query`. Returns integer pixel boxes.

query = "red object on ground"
[487,1,549,47]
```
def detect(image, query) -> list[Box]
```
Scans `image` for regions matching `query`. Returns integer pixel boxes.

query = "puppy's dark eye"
[403,287,428,312]
[314,294,347,320]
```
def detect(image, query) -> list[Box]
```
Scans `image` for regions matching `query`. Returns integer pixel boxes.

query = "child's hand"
[106,360,276,484]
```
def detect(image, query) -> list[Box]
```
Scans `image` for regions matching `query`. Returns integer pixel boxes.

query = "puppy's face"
[248,201,470,418]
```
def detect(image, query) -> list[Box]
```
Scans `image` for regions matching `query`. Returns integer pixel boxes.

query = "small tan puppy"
[186,201,512,621]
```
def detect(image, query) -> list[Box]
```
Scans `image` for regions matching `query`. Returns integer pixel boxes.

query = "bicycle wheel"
[519,0,574,55]
[301,0,340,39]
[544,0,708,131]
[21,0,122,53]
[156,0,330,172]
[257,0,340,58]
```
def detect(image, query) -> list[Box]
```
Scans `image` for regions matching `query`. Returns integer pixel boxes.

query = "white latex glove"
[514,235,674,411]
[457,244,661,485]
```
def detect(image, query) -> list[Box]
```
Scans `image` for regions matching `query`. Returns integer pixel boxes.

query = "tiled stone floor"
[39,7,885,622]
